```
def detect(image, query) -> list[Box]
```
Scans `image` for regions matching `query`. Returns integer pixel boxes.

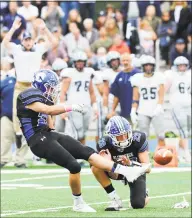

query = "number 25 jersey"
[130,73,165,117]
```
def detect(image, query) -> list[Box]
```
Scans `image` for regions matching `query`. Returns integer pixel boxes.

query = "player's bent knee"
[131,197,145,209]
[66,160,81,174]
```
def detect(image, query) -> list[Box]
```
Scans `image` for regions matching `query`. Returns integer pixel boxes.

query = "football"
[154,148,173,165]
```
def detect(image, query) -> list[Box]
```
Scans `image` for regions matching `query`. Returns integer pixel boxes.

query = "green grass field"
[1,168,191,217]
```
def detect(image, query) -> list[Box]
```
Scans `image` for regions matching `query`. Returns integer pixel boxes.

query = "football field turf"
[1,168,191,217]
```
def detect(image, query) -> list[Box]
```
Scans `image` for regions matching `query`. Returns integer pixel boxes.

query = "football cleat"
[105,198,123,211]
[73,202,96,213]
[124,163,151,183]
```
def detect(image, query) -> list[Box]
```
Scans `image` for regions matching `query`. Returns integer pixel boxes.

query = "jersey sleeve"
[60,68,70,78]
[132,131,148,152]
[91,70,103,85]
[130,74,140,87]
[19,89,46,106]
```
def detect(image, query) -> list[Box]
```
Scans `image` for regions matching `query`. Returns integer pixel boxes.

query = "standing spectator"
[121,1,161,20]
[95,11,107,30]
[170,1,192,42]
[121,1,140,28]
[79,0,96,21]
[139,20,157,56]
[157,11,177,65]
[2,18,57,168]
[60,1,79,35]
[51,26,68,62]
[109,34,130,54]
[91,27,113,53]
[105,3,115,18]
[82,18,98,45]
[105,18,119,38]
[32,0,46,18]
[1,26,9,57]
[143,5,161,33]
[41,1,64,31]
[92,47,108,71]
[64,24,90,61]
[115,9,126,39]
[138,1,161,18]
[17,1,38,32]
[1,60,16,167]
[65,9,83,35]
[107,53,141,121]
[169,39,190,66]
[3,2,26,44]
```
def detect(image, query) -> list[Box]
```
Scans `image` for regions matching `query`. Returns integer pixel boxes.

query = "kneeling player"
[91,116,151,211]
[17,69,150,213]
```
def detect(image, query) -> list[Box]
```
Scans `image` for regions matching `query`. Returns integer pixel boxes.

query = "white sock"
[108,190,120,200]
[72,194,83,205]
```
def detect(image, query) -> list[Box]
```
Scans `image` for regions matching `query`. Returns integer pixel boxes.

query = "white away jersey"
[130,73,165,117]
[61,67,101,105]
[102,68,118,86]
[165,70,191,108]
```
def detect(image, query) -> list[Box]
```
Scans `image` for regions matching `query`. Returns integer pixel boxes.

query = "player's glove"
[64,104,85,114]
[130,108,138,125]
[153,104,164,117]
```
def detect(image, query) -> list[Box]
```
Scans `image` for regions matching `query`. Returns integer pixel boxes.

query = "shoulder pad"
[98,138,107,149]
[19,88,45,106]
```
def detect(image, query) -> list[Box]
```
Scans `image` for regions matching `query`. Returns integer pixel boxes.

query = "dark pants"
[79,3,95,21]
[160,45,170,65]
[28,131,95,174]
[107,172,146,209]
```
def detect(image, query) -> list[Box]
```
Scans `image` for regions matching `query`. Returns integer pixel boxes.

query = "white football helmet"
[52,58,67,71]
[72,50,87,71]
[140,55,155,74]
[106,51,120,70]
[174,56,189,73]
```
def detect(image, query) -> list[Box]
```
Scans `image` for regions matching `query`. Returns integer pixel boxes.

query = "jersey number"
[75,81,90,92]
[141,87,157,100]
[178,82,190,94]
[37,113,47,126]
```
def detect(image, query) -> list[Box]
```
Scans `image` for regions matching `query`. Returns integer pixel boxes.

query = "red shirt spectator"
[109,34,130,54]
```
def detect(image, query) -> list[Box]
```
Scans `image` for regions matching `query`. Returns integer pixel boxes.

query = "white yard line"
[1,192,191,217]
[1,167,191,175]
[1,172,91,183]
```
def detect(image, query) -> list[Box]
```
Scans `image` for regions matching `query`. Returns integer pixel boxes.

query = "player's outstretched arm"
[26,102,84,116]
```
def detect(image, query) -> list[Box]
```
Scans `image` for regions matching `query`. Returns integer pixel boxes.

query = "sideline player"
[60,50,100,146]
[130,55,166,146]
[165,56,191,163]
[102,51,121,117]
[17,69,150,212]
[91,116,151,211]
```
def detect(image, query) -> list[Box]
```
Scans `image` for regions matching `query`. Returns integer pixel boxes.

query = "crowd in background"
[0,0,192,69]
[0,1,192,167]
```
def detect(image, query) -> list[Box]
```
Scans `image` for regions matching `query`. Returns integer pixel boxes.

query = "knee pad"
[131,198,145,209]
[66,160,81,174]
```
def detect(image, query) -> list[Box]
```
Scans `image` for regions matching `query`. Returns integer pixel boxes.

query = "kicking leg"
[91,166,122,211]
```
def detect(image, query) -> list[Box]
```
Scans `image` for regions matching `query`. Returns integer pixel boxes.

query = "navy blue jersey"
[110,68,141,118]
[17,88,53,141]
[97,131,148,163]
